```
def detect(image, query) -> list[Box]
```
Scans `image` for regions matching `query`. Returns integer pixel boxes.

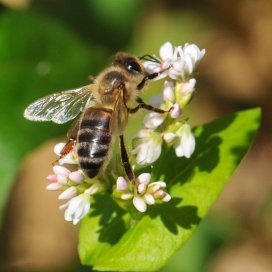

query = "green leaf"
[79,108,261,271]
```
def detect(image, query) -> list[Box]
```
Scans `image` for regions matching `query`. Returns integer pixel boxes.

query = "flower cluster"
[46,142,104,224]
[45,41,205,225]
[133,42,205,165]
[113,173,171,213]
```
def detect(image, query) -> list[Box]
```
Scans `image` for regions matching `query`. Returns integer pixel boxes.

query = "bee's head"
[113,53,145,75]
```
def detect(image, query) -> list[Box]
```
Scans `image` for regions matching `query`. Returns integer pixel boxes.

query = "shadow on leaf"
[148,198,201,234]
[89,194,126,245]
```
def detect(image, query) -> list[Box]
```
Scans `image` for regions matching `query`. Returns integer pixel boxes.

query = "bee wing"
[24,87,94,124]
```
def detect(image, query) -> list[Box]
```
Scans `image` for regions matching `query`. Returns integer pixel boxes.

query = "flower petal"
[170,103,182,119]
[163,80,175,102]
[54,142,66,156]
[46,182,62,190]
[160,42,174,61]
[58,186,77,200]
[69,171,84,183]
[116,176,128,191]
[144,194,155,205]
[144,112,165,129]
[53,165,71,176]
[133,196,147,213]
[137,173,151,185]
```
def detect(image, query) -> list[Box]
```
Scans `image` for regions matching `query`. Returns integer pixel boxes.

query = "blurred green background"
[0,0,272,271]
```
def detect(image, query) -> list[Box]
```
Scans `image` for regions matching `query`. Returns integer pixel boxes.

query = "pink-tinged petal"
[170,103,182,119]
[160,42,174,61]
[46,182,62,190]
[47,174,57,182]
[58,186,77,200]
[53,165,71,176]
[133,196,147,213]
[137,173,151,185]
[154,189,165,198]
[54,142,66,156]
[116,176,128,191]
[144,194,155,205]
[57,174,69,185]
[69,171,84,183]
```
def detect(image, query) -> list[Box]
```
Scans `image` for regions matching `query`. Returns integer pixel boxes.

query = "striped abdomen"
[77,107,112,178]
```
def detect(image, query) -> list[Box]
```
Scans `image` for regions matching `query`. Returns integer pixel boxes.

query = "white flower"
[175,78,196,108]
[144,112,165,129]
[115,173,171,213]
[59,193,91,225]
[143,42,205,80]
[164,123,195,158]
[46,166,84,191]
[132,129,163,165]
[178,43,206,76]
[54,142,78,165]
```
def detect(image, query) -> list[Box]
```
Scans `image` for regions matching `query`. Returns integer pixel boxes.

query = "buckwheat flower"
[143,42,205,80]
[144,112,165,129]
[54,142,78,165]
[59,192,91,225]
[134,174,171,212]
[175,78,196,108]
[162,81,182,119]
[46,166,85,191]
[115,173,171,213]
[164,123,195,158]
[46,165,70,190]
[177,43,206,77]
[132,129,163,165]
[144,42,183,80]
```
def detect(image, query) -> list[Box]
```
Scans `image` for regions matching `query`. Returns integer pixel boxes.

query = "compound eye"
[124,58,142,74]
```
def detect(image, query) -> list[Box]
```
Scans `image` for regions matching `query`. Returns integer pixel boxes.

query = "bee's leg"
[128,97,172,114]
[52,118,80,165]
[137,65,172,90]
[119,135,138,185]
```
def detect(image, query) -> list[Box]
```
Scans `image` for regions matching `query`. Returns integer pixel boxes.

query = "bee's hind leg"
[52,118,80,165]
[52,138,76,165]
[119,135,139,186]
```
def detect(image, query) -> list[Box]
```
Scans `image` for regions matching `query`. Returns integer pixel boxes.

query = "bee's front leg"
[128,97,172,114]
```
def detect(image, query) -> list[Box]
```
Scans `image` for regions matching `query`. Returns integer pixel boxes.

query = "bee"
[24,53,169,182]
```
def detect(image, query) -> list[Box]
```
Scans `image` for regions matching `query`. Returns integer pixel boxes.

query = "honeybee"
[24,53,169,182]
